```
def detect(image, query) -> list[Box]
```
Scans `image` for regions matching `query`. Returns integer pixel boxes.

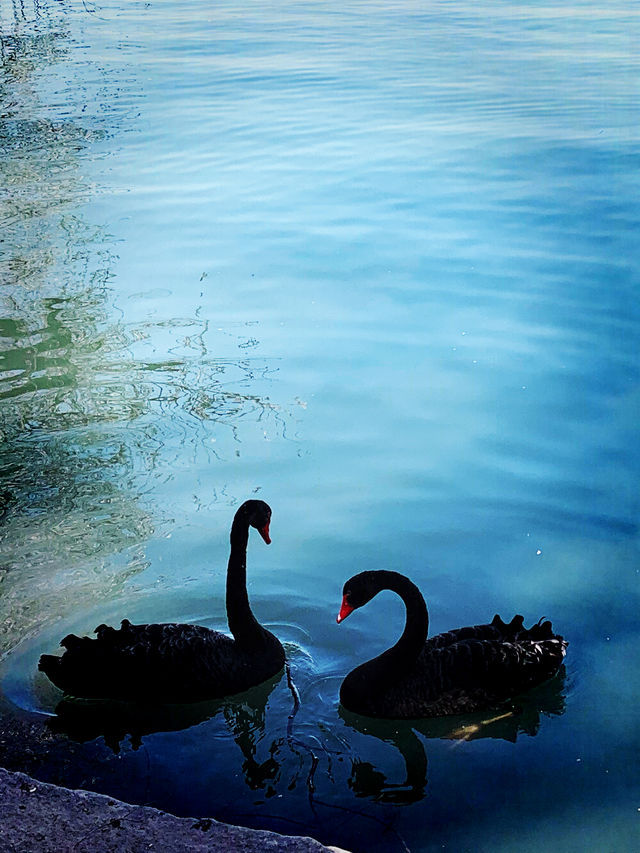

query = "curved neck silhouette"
[226,509,263,645]
[349,571,429,692]
[339,568,568,720]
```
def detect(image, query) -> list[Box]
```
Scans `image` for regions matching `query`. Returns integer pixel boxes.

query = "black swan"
[39,500,285,702]
[336,570,567,719]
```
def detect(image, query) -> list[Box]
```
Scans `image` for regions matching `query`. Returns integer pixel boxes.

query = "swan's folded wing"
[418,634,566,700]
[43,622,235,700]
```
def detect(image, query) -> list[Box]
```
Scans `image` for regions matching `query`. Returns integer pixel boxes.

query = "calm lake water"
[1,0,638,850]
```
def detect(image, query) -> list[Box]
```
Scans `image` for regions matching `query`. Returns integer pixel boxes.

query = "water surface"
[1,1,638,851]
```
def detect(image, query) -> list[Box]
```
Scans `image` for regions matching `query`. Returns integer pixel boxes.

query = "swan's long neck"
[374,571,429,675]
[226,515,262,644]
[350,571,429,692]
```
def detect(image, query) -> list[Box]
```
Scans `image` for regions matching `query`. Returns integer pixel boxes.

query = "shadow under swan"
[340,667,567,804]
[47,670,284,791]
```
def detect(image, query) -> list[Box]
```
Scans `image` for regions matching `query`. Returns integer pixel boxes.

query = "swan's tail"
[38,654,66,691]
[39,632,110,697]
[490,613,565,646]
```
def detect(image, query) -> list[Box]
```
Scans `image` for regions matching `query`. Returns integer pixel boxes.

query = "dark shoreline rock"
[0,766,348,853]
[0,701,348,853]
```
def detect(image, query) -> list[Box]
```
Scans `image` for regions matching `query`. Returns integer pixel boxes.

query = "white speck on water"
[536,549,542,555]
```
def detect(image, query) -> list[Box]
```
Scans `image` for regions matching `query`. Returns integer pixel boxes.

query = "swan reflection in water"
[47,671,284,791]
[340,667,567,804]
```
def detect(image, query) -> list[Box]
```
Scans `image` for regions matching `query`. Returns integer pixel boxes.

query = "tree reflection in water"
[0,2,294,660]
[340,668,567,805]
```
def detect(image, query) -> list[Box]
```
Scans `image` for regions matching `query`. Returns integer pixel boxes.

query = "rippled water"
[1,1,638,851]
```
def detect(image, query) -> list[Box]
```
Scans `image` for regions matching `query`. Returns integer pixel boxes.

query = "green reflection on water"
[0,7,149,657]
[0,4,289,659]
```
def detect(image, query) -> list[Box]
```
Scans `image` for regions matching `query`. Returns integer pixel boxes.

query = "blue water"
[1,1,638,851]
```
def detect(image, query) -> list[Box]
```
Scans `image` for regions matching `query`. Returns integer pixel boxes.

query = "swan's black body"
[337,570,567,719]
[39,500,285,702]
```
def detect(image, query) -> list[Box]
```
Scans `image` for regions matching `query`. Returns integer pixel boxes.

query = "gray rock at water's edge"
[0,767,349,853]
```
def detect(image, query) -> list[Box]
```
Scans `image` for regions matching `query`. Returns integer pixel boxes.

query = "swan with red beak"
[39,499,284,702]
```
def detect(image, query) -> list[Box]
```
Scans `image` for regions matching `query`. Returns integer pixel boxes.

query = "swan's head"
[238,499,272,544]
[336,571,381,623]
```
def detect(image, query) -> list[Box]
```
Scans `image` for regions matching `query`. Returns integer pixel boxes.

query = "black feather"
[338,570,567,719]
[38,500,284,702]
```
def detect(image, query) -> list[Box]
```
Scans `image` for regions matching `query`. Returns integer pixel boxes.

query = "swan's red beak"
[336,596,354,624]
[258,522,271,544]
